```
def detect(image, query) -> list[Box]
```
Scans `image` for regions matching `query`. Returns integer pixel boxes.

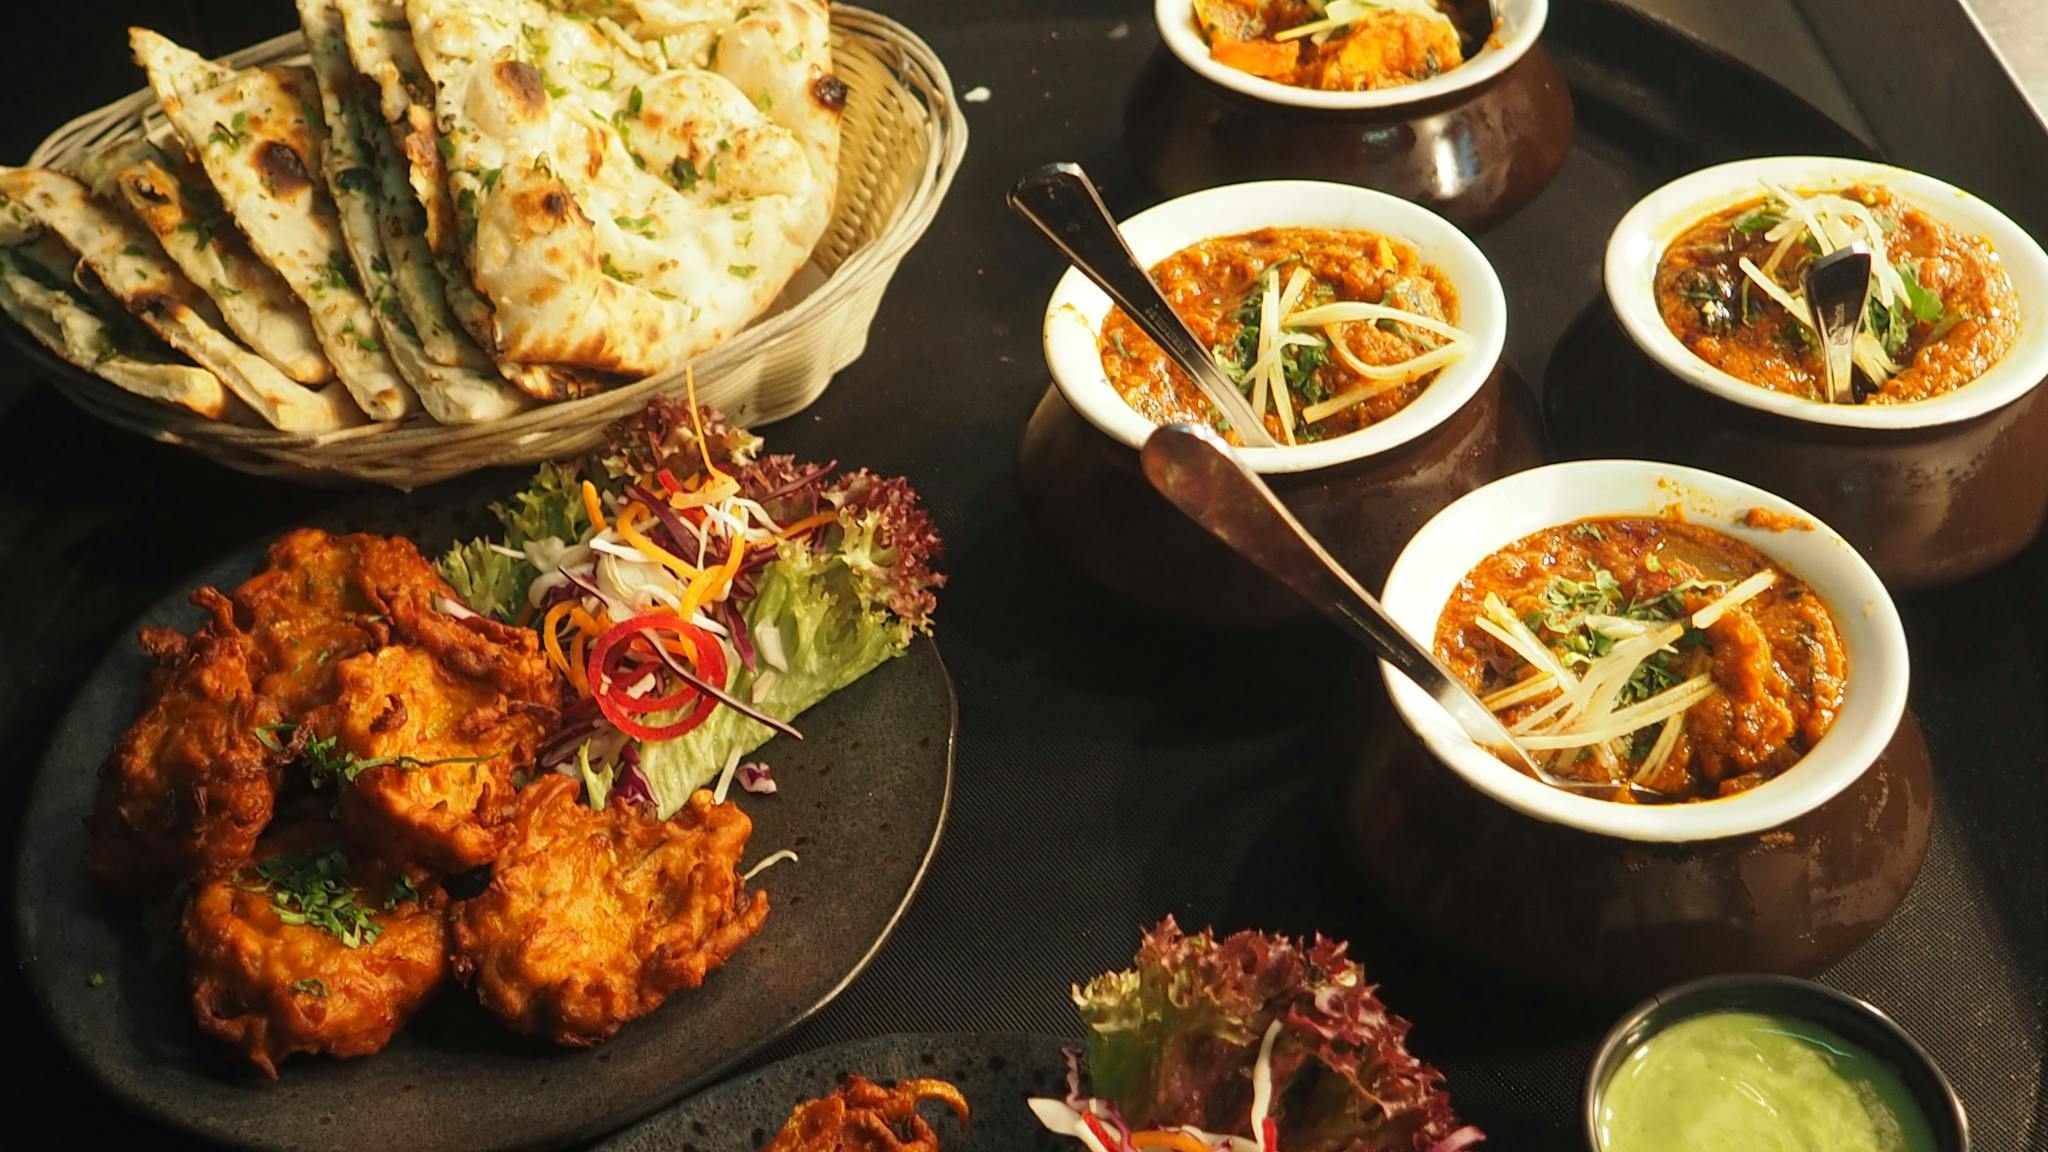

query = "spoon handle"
[1804,243,1873,405]
[1139,422,1530,764]
[1007,163,1276,447]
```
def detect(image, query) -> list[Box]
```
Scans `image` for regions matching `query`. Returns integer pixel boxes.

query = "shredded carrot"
[685,368,728,483]
[659,630,700,666]
[568,605,608,637]
[777,510,838,539]
[1131,1133,1215,1152]
[667,473,738,511]
[717,531,747,593]
[541,602,576,683]
[676,533,745,619]
[615,502,701,579]
[566,631,590,696]
[581,480,607,533]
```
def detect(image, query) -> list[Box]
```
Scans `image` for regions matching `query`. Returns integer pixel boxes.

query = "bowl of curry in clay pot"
[1017,177,1545,628]
[1554,156,2048,590]
[1349,458,1931,1004]
[1129,0,1572,231]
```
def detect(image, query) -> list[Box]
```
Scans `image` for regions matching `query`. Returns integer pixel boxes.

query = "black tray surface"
[2,1,2041,1149]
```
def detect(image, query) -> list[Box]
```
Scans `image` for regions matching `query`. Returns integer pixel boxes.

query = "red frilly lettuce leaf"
[1074,918,1481,1152]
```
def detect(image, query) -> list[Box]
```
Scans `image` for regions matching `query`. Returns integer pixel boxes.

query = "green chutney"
[1597,1010,1940,1152]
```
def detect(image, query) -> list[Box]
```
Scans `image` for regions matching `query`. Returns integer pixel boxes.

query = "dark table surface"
[4,1,2045,1150]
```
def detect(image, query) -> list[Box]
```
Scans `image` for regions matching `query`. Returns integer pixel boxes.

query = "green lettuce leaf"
[635,539,911,817]
[493,461,590,549]
[435,539,526,621]
[434,461,589,619]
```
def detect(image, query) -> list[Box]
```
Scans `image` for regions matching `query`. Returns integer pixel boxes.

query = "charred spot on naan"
[398,118,453,251]
[809,73,847,113]
[499,361,611,401]
[125,168,176,208]
[490,60,550,123]
[255,140,315,199]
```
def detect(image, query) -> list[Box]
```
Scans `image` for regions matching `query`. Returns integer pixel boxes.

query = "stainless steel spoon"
[1007,163,1277,448]
[1804,243,1874,405]
[1141,422,1661,797]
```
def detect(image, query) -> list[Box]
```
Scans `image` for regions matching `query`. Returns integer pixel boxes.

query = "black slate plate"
[593,1032,1074,1152]
[14,528,956,1152]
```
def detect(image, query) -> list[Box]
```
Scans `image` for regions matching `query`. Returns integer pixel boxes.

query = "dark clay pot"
[1124,43,1575,233]
[1347,687,1934,1006]
[1545,302,2048,590]
[1015,366,1548,629]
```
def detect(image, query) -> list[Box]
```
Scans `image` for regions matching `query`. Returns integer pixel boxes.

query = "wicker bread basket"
[11,6,965,488]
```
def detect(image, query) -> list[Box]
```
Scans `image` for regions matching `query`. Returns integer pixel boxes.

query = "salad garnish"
[437,387,943,817]
[1031,919,1481,1152]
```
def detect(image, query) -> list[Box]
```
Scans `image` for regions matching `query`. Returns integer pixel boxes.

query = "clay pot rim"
[1379,458,1909,843]
[1151,0,1548,113]
[1605,155,2048,431]
[1041,179,1508,476]
[1583,974,1969,1151]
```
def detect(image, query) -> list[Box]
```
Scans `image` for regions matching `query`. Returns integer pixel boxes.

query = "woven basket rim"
[14,5,967,479]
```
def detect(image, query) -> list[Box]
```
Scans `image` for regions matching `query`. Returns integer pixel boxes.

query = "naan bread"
[132,29,417,421]
[0,166,361,432]
[403,0,841,377]
[75,139,335,387]
[301,0,530,424]
[0,192,43,245]
[335,0,605,402]
[0,235,234,420]
[336,0,460,258]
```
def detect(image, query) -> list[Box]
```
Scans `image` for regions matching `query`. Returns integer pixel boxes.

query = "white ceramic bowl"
[1379,459,1910,843]
[1041,179,1507,476]
[1606,155,2048,430]
[1153,0,1548,112]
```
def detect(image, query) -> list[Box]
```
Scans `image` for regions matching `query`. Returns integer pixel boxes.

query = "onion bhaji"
[90,528,558,890]
[309,635,555,872]
[451,775,769,1046]
[182,821,448,1078]
[87,587,286,894]
[765,1077,969,1152]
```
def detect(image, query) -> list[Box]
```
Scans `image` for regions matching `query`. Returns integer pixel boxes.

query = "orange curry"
[1100,226,1460,444]
[1654,184,2017,404]
[1433,517,1847,803]
[1193,0,1464,91]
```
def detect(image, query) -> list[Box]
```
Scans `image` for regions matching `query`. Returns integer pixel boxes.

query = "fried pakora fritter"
[765,1077,969,1151]
[92,528,517,892]
[249,528,557,870]
[451,775,769,1046]
[230,529,394,716]
[315,644,551,871]
[94,526,556,881]
[87,588,285,894]
[182,822,448,1079]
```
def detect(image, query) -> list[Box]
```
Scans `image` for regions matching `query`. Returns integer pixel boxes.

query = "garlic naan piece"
[0,166,360,432]
[301,0,530,424]
[337,0,464,265]
[132,29,416,421]
[0,235,235,420]
[339,0,605,402]
[403,0,840,378]
[75,140,335,387]
[0,191,44,245]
